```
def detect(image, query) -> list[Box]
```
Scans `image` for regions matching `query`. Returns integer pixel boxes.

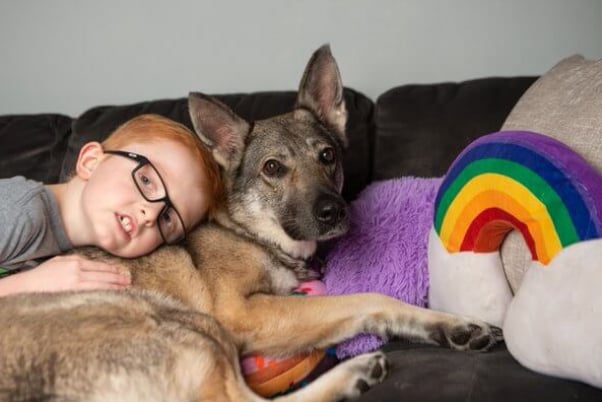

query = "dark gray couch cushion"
[0,114,73,184]
[359,342,602,402]
[60,88,374,201]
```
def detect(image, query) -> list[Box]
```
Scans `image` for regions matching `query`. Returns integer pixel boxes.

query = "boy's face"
[79,140,209,257]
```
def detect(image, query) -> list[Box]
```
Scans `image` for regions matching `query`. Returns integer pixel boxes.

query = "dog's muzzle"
[313,194,347,227]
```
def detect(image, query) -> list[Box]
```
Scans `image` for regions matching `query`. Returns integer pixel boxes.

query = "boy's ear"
[75,142,104,180]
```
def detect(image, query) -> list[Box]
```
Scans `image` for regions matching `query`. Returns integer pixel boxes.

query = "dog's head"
[188,45,349,259]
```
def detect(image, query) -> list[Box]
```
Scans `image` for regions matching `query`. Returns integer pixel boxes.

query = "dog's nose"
[314,195,347,225]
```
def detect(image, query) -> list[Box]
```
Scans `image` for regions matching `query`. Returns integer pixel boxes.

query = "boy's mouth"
[117,214,136,238]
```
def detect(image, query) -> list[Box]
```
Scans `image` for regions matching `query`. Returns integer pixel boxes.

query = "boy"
[0,114,222,296]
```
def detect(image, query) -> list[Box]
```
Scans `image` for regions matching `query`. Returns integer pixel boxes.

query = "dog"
[0,45,501,402]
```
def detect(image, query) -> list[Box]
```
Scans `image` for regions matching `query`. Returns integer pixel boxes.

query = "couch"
[2,70,601,401]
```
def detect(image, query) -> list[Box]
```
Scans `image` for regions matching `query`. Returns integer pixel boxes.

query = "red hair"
[102,114,223,221]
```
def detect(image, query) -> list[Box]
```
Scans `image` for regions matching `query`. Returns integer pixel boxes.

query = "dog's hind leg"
[196,360,264,402]
[208,352,386,402]
[271,351,388,402]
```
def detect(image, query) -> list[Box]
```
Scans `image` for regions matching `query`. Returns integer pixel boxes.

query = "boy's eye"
[158,207,185,244]
[140,174,152,186]
[161,211,173,226]
[134,167,163,199]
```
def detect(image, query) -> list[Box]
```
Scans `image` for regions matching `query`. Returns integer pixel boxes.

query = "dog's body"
[0,46,500,402]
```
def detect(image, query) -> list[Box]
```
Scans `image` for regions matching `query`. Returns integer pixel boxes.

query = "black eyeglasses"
[104,150,186,245]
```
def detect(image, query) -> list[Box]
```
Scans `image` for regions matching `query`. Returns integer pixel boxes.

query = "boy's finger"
[80,261,128,275]
[77,281,129,291]
[80,271,131,286]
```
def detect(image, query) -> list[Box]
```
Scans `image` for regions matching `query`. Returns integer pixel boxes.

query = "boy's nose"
[140,202,165,226]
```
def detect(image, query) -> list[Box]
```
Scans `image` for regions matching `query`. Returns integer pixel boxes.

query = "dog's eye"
[262,159,284,177]
[320,147,336,164]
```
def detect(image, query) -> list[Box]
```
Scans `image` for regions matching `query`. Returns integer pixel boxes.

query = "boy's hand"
[0,255,131,296]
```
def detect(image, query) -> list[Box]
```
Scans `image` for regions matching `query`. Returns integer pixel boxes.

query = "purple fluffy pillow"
[323,177,442,358]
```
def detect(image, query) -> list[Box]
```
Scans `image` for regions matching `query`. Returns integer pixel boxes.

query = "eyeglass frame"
[103,149,187,245]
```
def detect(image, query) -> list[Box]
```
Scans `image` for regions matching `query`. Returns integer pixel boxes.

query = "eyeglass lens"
[132,163,185,244]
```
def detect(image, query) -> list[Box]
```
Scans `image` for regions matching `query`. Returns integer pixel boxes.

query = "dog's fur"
[0,46,501,402]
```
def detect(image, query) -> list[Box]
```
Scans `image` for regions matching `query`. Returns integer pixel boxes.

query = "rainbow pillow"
[428,131,602,387]
[434,130,602,264]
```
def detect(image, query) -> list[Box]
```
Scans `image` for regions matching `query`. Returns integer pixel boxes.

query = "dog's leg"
[271,351,388,402]
[230,293,501,356]
[210,353,386,402]
[198,360,265,402]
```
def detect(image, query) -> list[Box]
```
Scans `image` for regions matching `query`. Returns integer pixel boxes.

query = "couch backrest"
[373,76,537,181]
[0,114,73,184]
[0,78,539,202]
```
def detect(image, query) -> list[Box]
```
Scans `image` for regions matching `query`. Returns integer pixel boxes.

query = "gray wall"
[1,0,601,116]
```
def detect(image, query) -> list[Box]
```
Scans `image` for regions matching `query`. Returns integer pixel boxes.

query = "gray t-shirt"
[0,176,72,272]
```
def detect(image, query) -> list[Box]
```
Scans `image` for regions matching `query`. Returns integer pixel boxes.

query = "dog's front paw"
[430,320,503,351]
[336,351,388,399]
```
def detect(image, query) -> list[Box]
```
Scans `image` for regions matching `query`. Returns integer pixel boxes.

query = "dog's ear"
[188,92,250,169]
[295,44,348,146]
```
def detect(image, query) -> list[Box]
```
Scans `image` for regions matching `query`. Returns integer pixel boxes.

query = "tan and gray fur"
[0,46,501,402]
